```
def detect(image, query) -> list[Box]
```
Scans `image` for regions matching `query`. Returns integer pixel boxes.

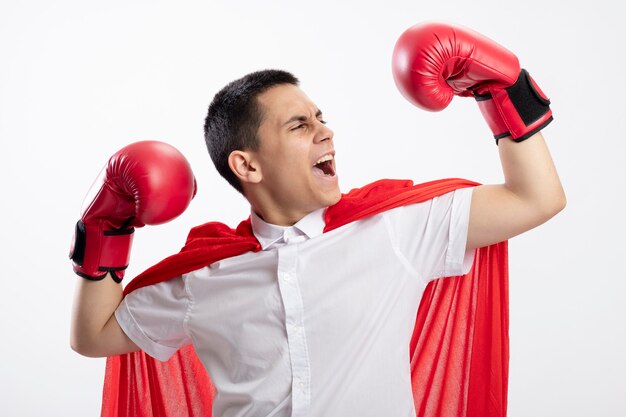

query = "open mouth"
[313,154,336,177]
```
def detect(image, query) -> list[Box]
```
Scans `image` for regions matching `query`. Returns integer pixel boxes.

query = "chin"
[306,175,341,209]
[322,187,342,207]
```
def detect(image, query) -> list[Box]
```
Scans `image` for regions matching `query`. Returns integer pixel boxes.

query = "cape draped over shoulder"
[101,178,509,417]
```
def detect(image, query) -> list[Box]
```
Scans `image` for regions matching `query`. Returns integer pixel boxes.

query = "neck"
[245,192,314,226]
[252,204,311,226]
[244,185,327,226]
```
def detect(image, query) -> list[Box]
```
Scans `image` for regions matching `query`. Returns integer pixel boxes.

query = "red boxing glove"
[392,21,552,142]
[69,141,197,282]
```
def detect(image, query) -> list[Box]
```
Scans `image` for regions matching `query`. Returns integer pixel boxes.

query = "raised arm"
[468,132,565,249]
[69,141,196,357]
[392,22,565,249]
[71,273,138,357]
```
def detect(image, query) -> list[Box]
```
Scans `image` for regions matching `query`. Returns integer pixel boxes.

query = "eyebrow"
[282,109,323,127]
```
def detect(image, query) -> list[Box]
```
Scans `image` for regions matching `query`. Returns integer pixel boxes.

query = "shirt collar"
[250,208,326,250]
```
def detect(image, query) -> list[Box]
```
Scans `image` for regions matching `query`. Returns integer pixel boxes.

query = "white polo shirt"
[116,187,475,417]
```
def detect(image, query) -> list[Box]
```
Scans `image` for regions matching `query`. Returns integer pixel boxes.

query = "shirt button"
[282,273,292,282]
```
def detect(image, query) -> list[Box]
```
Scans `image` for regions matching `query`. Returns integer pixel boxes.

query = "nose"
[314,120,334,143]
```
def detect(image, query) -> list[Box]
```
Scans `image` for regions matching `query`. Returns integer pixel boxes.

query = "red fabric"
[102,178,509,417]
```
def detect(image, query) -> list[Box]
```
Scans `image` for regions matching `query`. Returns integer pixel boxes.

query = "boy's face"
[251,84,340,220]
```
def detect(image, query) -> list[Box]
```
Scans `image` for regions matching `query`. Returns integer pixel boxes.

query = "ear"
[228,150,262,185]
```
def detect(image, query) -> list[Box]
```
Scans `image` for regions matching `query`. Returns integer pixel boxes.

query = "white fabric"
[115,187,475,417]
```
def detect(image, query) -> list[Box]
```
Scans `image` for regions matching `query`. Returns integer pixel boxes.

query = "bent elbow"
[539,189,567,222]
[70,335,102,358]
[70,338,91,358]
[556,192,567,213]
[551,188,567,216]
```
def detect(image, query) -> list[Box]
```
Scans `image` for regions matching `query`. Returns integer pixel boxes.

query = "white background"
[1,0,624,416]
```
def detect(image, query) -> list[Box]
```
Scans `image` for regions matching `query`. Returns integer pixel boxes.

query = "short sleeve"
[384,187,475,281]
[115,276,192,361]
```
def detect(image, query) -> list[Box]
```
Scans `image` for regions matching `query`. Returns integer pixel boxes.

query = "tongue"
[314,160,335,176]
[313,165,326,176]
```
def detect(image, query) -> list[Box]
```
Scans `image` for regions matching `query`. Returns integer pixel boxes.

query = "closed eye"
[284,109,326,131]
[291,119,326,131]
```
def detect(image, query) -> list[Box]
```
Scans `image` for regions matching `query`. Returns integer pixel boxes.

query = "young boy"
[71,22,565,417]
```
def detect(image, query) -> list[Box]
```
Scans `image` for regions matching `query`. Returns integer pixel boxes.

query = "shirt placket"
[276,234,311,416]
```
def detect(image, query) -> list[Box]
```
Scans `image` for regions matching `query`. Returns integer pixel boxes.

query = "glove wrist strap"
[475,69,553,143]
[69,220,134,283]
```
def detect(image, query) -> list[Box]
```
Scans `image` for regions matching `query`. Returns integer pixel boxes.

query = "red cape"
[102,178,509,417]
